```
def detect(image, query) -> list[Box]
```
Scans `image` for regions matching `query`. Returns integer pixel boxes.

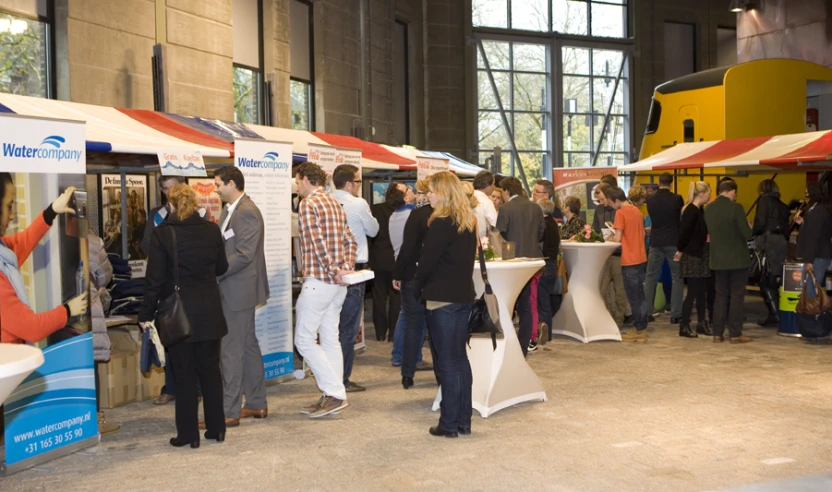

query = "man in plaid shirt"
[294,162,357,418]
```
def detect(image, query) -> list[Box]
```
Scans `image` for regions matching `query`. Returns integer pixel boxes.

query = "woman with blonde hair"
[674,181,712,338]
[139,183,229,448]
[415,171,477,438]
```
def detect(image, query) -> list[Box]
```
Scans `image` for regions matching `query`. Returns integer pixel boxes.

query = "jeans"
[295,278,348,400]
[621,263,648,330]
[391,311,425,367]
[399,279,429,377]
[517,280,534,356]
[601,256,631,323]
[644,246,683,317]
[805,258,832,298]
[339,281,365,386]
[681,277,707,324]
[427,302,473,433]
[713,268,748,338]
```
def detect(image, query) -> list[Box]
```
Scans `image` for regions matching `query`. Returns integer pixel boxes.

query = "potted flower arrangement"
[573,224,605,243]
[479,236,497,260]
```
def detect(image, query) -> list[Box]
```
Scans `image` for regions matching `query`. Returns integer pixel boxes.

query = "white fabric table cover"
[0,344,44,407]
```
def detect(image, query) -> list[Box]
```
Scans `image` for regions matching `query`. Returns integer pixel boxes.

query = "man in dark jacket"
[704,179,753,343]
[497,176,544,356]
[644,173,684,323]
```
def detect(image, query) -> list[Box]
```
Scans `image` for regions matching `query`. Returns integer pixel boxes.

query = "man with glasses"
[532,179,564,222]
[331,165,378,393]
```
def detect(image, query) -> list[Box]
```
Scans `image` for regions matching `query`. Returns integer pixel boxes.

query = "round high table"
[0,344,44,406]
[433,259,547,418]
[552,241,622,343]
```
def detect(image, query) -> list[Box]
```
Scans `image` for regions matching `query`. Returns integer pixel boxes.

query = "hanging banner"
[234,138,294,380]
[0,114,85,174]
[552,167,618,227]
[2,333,98,475]
[307,143,337,172]
[188,178,222,224]
[335,147,363,173]
[157,150,207,177]
[416,156,449,181]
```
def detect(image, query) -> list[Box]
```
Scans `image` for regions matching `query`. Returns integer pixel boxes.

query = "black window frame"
[0,5,56,99]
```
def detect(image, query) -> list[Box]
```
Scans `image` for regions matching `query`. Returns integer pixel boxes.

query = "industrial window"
[0,6,51,98]
[472,0,628,38]
[645,98,661,135]
[233,65,261,125]
[232,0,263,124]
[290,0,314,130]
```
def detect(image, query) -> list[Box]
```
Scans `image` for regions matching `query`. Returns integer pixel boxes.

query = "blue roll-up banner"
[2,333,99,475]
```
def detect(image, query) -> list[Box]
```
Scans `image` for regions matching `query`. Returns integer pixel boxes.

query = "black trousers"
[517,280,534,356]
[706,273,716,322]
[168,339,225,442]
[713,269,748,338]
[681,277,707,324]
[372,270,400,341]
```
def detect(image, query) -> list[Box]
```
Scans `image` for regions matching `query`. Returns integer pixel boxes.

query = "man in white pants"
[294,162,357,418]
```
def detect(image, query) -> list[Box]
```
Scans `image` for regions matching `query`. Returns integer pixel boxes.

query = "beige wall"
[737,0,832,67]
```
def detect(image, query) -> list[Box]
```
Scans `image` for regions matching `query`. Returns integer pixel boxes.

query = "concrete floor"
[5,296,832,491]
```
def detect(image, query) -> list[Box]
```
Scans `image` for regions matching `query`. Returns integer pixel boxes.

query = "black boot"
[758,286,779,327]
[679,322,698,338]
[696,321,713,336]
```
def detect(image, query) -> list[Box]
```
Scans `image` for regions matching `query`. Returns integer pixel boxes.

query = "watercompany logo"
[2,134,83,162]
[237,152,288,171]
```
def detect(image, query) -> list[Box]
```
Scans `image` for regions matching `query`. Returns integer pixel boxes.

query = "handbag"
[155,227,193,347]
[554,254,568,295]
[486,226,505,257]
[468,242,502,350]
[796,272,832,316]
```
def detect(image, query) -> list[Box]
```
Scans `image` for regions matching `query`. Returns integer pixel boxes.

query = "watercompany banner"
[3,333,98,474]
[157,149,207,177]
[416,156,449,181]
[234,138,294,380]
[0,114,85,174]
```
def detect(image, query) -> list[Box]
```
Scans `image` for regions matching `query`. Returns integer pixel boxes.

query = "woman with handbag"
[796,183,832,298]
[416,172,477,438]
[139,184,229,449]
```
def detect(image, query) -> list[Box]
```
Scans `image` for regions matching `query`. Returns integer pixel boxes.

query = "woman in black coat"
[796,183,832,298]
[674,182,712,338]
[139,184,229,449]
[752,179,790,326]
[416,172,477,438]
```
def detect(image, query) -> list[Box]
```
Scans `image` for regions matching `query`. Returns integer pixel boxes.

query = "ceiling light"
[729,0,756,12]
[9,19,28,35]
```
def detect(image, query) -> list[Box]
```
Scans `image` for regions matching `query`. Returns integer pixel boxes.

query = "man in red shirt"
[607,187,649,342]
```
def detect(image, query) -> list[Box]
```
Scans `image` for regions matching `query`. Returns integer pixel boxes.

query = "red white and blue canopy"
[0,93,482,176]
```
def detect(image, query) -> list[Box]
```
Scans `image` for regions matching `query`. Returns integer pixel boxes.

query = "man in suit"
[704,179,753,344]
[142,175,187,406]
[497,176,545,356]
[211,166,270,427]
[643,172,685,323]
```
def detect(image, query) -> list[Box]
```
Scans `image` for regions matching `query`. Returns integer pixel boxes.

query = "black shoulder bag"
[468,243,502,350]
[155,227,193,347]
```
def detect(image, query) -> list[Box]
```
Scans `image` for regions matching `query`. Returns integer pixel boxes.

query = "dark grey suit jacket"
[496,195,545,258]
[218,194,270,312]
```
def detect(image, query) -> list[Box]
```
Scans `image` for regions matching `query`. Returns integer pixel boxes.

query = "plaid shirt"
[298,187,357,284]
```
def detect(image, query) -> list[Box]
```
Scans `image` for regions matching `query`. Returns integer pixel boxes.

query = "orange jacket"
[0,211,69,344]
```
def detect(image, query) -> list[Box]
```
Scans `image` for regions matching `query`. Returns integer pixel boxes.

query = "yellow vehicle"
[638,59,832,209]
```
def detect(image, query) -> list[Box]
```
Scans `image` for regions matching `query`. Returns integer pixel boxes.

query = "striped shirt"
[298,187,357,284]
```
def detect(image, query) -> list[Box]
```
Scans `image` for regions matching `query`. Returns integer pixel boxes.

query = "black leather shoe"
[678,323,698,338]
[458,427,471,435]
[204,431,225,442]
[696,322,713,336]
[429,426,458,438]
[170,437,199,448]
[670,317,682,324]
[402,376,414,389]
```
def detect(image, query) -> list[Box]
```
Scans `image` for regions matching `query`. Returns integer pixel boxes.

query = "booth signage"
[416,157,449,181]
[0,115,85,174]
[307,143,337,172]
[552,167,618,226]
[234,139,294,380]
[157,150,207,177]
[2,333,99,474]
[335,147,362,172]
[188,178,222,224]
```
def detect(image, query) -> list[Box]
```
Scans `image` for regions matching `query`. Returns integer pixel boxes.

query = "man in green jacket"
[704,179,753,343]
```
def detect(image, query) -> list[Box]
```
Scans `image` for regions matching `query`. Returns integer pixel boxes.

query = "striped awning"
[621,131,832,173]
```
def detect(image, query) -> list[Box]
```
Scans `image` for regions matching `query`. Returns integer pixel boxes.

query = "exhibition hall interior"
[4,0,832,490]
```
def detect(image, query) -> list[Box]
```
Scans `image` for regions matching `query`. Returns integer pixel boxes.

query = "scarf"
[0,240,29,307]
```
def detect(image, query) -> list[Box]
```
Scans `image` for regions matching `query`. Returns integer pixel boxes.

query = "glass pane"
[478,41,510,71]
[233,66,260,124]
[563,114,592,153]
[513,73,547,112]
[591,3,626,38]
[562,47,590,75]
[562,152,590,168]
[478,70,510,110]
[514,112,546,151]
[518,152,544,181]
[552,0,588,36]
[478,111,511,152]
[592,50,626,78]
[592,77,624,115]
[597,153,628,167]
[472,0,508,28]
[593,116,627,153]
[512,43,547,73]
[479,151,509,175]
[510,0,549,32]
[290,79,311,130]
[562,76,591,114]
[0,13,48,97]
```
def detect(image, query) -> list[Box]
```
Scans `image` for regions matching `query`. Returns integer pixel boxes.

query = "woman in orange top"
[0,173,88,344]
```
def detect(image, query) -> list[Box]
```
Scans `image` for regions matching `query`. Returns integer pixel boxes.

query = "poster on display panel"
[416,156,449,181]
[187,178,222,224]
[98,174,148,260]
[0,114,97,475]
[234,138,294,380]
[552,167,618,227]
